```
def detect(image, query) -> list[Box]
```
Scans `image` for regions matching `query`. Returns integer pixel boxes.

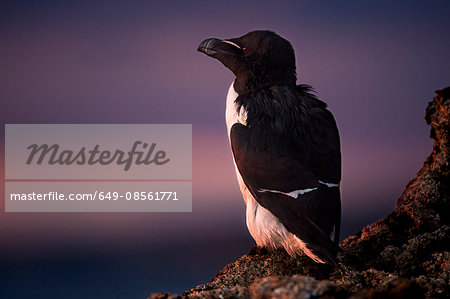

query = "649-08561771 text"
[9,191,179,201]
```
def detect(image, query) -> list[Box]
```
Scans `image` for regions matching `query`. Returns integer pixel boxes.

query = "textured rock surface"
[149,87,450,299]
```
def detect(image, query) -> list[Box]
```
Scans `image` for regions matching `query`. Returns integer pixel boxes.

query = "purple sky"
[1,1,449,298]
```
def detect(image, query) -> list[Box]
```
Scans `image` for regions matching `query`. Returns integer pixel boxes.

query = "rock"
[150,87,450,298]
[352,277,425,299]
[340,87,450,297]
[249,275,349,299]
[148,294,180,299]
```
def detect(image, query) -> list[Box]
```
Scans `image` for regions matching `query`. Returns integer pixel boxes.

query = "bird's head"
[198,30,297,94]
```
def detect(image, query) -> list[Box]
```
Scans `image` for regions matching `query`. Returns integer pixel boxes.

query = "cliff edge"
[151,87,449,299]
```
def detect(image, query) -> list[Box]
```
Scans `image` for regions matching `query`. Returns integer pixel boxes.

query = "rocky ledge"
[150,87,449,299]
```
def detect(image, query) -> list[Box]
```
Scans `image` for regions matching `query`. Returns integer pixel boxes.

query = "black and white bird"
[197,30,341,264]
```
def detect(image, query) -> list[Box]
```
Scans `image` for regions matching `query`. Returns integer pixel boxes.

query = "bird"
[197,30,341,265]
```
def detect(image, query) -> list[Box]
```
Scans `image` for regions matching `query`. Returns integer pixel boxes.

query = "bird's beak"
[197,37,243,75]
[197,38,222,57]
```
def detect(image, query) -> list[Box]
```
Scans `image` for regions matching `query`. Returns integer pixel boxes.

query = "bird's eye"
[243,47,247,51]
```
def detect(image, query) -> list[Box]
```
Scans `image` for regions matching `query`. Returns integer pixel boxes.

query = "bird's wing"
[300,100,342,244]
[307,106,341,184]
[230,117,341,263]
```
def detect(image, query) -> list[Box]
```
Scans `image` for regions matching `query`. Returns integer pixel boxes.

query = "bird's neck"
[234,73,296,96]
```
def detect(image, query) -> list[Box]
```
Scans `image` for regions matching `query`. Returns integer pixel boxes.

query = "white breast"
[225,81,323,262]
[225,81,250,205]
[225,81,246,135]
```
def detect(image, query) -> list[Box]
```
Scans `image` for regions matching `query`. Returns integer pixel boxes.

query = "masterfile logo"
[5,124,192,212]
[26,141,170,171]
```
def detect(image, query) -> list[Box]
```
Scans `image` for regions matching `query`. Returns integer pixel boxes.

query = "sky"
[1,1,450,298]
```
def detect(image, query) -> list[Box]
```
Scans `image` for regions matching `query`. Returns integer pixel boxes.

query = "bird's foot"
[247,245,268,256]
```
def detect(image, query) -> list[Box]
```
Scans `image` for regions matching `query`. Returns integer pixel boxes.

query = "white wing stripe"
[318,181,340,187]
[258,187,318,199]
[257,181,340,199]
